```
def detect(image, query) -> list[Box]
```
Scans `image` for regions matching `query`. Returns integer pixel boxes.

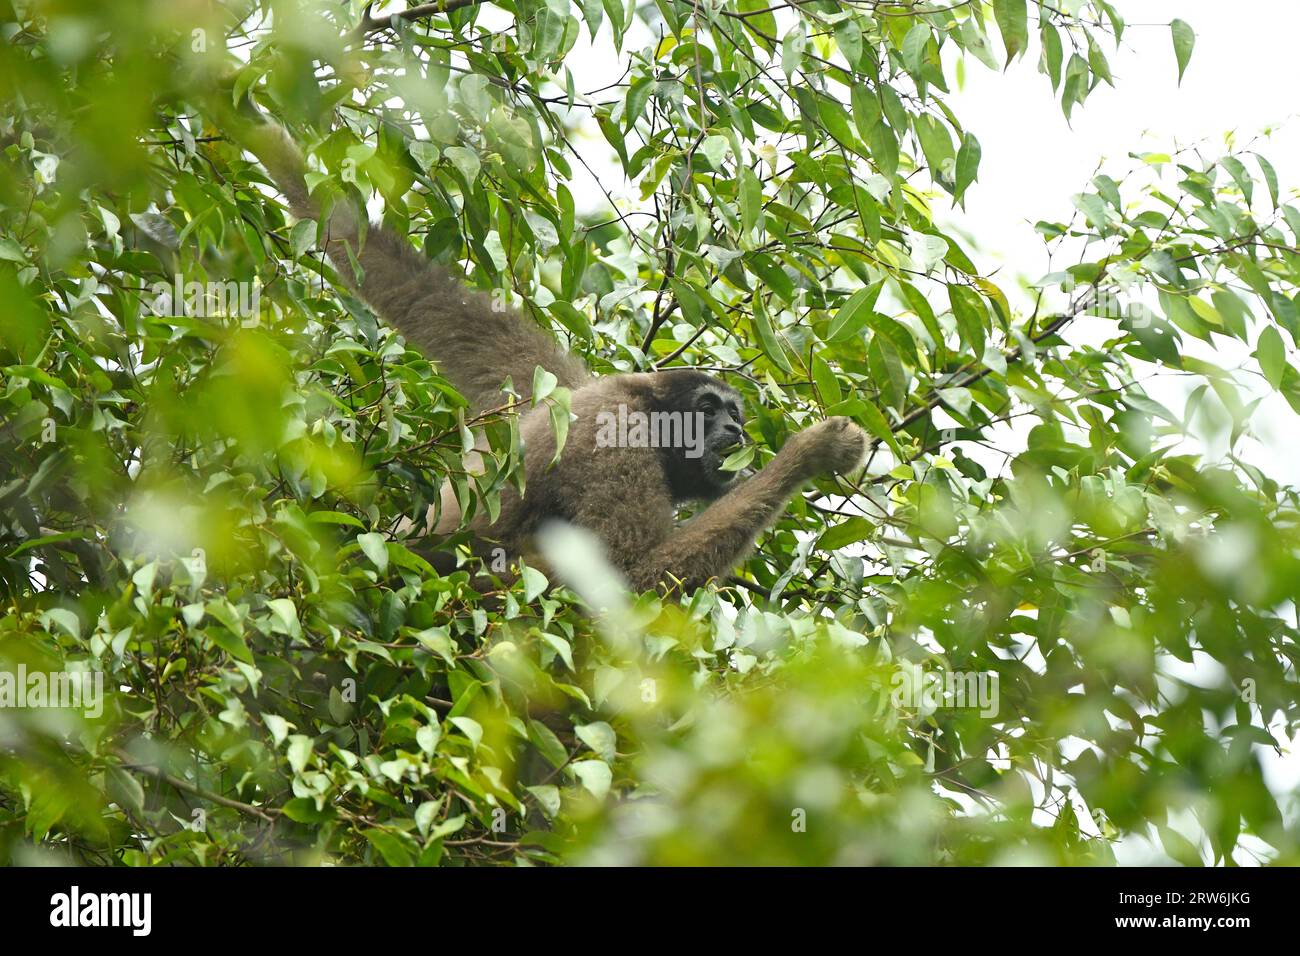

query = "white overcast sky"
[951,0,1300,283]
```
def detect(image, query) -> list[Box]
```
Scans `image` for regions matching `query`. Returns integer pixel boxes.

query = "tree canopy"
[1,0,1298,865]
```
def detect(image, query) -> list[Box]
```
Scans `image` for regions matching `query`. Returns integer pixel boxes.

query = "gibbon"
[229,112,868,595]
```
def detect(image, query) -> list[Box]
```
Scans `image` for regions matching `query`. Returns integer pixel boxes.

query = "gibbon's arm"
[230,115,591,412]
[623,417,868,593]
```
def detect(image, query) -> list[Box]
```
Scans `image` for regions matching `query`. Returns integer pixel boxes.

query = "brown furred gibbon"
[228,112,869,595]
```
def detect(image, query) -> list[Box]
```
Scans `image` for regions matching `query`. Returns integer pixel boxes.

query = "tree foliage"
[1,0,1299,865]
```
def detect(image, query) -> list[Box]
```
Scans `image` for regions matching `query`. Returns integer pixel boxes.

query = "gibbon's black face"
[654,371,747,502]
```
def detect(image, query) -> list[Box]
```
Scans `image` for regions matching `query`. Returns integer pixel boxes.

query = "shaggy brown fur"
[233,117,869,594]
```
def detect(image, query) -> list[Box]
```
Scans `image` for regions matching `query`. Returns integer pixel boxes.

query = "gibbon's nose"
[719,422,744,445]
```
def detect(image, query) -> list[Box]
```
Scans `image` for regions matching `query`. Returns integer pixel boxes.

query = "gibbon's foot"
[786,416,870,477]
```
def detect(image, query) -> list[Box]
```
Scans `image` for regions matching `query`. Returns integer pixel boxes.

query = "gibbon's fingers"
[786,416,870,477]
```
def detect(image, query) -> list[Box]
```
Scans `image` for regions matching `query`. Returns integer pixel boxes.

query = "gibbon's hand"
[779,416,870,479]
[622,414,870,594]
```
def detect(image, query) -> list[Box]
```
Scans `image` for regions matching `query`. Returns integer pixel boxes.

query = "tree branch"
[354,0,487,39]
[115,752,279,825]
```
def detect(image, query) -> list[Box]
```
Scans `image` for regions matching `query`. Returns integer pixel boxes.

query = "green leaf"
[575,721,617,761]
[528,719,569,768]
[1219,155,1253,205]
[1256,325,1286,389]
[826,284,879,342]
[521,564,549,602]
[364,829,416,867]
[550,300,593,338]
[542,632,575,670]
[949,286,988,361]
[902,23,931,76]
[954,133,981,203]
[532,365,558,404]
[1040,22,1063,88]
[106,768,146,817]
[857,401,902,459]
[208,626,253,664]
[868,335,907,409]
[571,759,612,800]
[290,219,317,257]
[866,119,899,178]
[264,714,291,746]
[547,387,572,464]
[39,607,81,639]
[0,237,27,262]
[1087,37,1113,85]
[601,0,626,48]
[308,510,365,528]
[265,598,301,639]
[526,785,561,819]
[835,18,862,68]
[812,356,842,407]
[817,517,876,551]
[718,443,756,473]
[450,716,484,750]
[282,798,334,823]
[286,735,313,774]
[357,532,389,572]
[751,297,793,373]
[781,21,807,81]
[993,0,1029,66]
[1171,19,1195,84]
[579,0,604,42]
[739,166,763,234]
[444,145,481,184]
[1255,153,1279,209]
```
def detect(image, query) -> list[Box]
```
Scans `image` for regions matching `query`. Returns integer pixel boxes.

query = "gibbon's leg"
[624,417,869,593]
[228,115,590,412]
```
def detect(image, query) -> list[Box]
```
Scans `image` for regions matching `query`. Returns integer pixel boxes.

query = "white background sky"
[952,0,1300,287]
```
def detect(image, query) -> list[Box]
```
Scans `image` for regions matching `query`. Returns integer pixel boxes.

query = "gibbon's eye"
[698,396,718,415]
